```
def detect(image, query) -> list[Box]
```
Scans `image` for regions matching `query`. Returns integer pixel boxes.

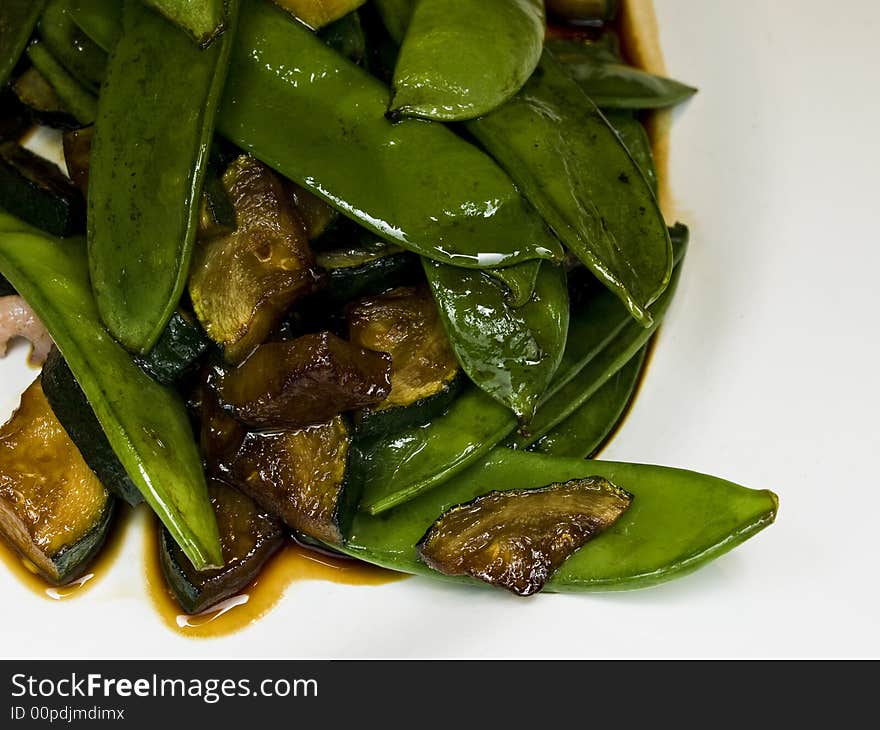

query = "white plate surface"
[1,0,878,658]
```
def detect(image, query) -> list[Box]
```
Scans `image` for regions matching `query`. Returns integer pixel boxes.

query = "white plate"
[1,0,878,658]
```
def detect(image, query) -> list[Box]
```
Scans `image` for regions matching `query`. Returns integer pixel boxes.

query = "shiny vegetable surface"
[212,333,391,429]
[67,0,121,51]
[143,0,226,46]
[38,0,107,91]
[0,0,46,88]
[468,51,672,328]
[425,259,569,422]
[389,0,544,122]
[342,448,778,591]
[0,211,222,570]
[605,111,657,194]
[26,41,96,125]
[88,0,238,353]
[271,0,366,30]
[218,0,562,270]
[189,154,321,363]
[418,477,631,595]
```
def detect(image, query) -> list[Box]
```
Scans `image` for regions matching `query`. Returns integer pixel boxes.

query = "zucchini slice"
[0,141,85,237]
[316,238,421,305]
[159,478,284,614]
[287,182,340,241]
[189,155,322,364]
[41,348,142,506]
[347,285,463,439]
[135,311,211,386]
[0,377,114,584]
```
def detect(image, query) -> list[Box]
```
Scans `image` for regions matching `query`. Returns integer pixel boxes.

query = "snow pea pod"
[68,0,121,51]
[143,0,226,47]
[217,0,562,270]
[0,211,222,570]
[531,343,648,459]
[26,40,96,125]
[340,448,778,592]
[0,0,47,87]
[467,51,672,328]
[38,0,107,91]
[548,37,697,110]
[389,0,544,122]
[606,110,657,195]
[425,260,569,422]
[89,0,239,353]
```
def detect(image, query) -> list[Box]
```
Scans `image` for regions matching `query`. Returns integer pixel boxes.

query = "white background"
[1,0,878,658]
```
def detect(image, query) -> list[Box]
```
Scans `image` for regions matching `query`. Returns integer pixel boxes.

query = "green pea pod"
[0,211,222,570]
[357,226,687,514]
[68,0,121,51]
[0,0,47,87]
[342,448,778,592]
[26,41,96,125]
[547,37,697,110]
[142,0,226,47]
[488,260,540,307]
[89,0,239,353]
[605,110,657,195]
[530,343,648,459]
[389,0,544,122]
[468,52,672,327]
[425,260,569,422]
[373,0,411,44]
[217,0,562,270]
[38,0,107,91]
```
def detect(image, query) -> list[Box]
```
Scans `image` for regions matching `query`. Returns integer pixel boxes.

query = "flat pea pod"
[142,0,226,47]
[271,0,366,30]
[373,0,412,45]
[468,51,672,328]
[489,260,540,307]
[26,40,97,126]
[340,448,778,592]
[67,0,121,51]
[605,110,657,195]
[217,0,562,270]
[425,259,569,422]
[389,0,544,122]
[530,343,648,459]
[38,0,107,91]
[0,211,222,570]
[0,0,47,87]
[548,37,697,110]
[89,0,239,353]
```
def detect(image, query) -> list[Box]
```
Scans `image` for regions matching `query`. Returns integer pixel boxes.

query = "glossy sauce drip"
[144,526,406,639]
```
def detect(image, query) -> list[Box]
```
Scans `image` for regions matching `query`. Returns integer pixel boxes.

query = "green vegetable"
[425,259,569,422]
[89,0,239,353]
[42,347,142,506]
[38,0,107,91]
[605,110,658,194]
[0,211,222,570]
[12,66,78,130]
[318,9,366,64]
[531,344,648,458]
[548,37,697,110]
[373,0,412,45]
[0,377,115,585]
[142,0,227,47]
[341,448,778,592]
[389,0,544,122]
[0,0,46,88]
[217,0,562,270]
[316,239,421,305]
[488,260,541,308]
[26,40,97,125]
[271,0,366,30]
[467,51,672,328]
[0,141,85,237]
[135,311,212,386]
[67,0,121,51]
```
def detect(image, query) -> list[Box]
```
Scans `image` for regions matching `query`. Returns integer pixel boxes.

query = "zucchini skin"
[135,311,212,386]
[48,498,115,584]
[322,250,422,305]
[42,348,143,507]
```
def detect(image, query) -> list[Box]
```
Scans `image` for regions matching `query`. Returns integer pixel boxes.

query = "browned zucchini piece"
[212,332,391,429]
[348,285,463,438]
[61,125,93,198]
[287,182,339,240]
[159,478,284,614]
[0,378,114,584]
[417,477,632,596]
[189,154,322,364]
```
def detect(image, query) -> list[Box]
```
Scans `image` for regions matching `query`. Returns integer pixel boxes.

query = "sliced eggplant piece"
[41,348,142,506]
[212,332,391,429]
[0,141,85,237]
[135,311,212,386]
[347,285,463,439]
[159,478,284,614]
[417,477,632,595]
[61,124,92,197]
[189,155,322,364]
[316,238,421,305]
[0,377,114,584]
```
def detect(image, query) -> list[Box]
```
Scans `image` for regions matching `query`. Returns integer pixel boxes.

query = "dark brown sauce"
[0,504,131,601]
[144,524,406,639]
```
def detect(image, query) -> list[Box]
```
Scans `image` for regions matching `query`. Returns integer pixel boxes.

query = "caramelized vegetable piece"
[417,477,631,595]
[287,183,339,240]
[0,378,113,584]
[348,286,461,437]
[189,155,321,364]
[61,125,93,198]
[271,0,366,30]
[213,333,391,429]
[159,479,284,614]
